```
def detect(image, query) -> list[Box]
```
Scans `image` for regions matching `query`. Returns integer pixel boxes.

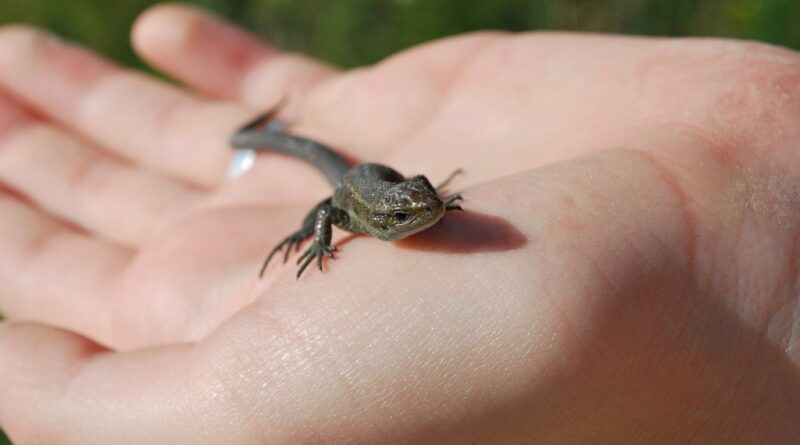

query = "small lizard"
[230,110,463,278]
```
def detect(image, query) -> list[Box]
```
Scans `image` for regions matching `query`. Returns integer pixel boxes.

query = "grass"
[0,0,798,443]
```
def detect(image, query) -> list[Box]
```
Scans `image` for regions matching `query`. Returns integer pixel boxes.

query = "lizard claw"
[283,234,304,264]
[444,194,464,211]
[296,241,337,278]
[260,232,307,278]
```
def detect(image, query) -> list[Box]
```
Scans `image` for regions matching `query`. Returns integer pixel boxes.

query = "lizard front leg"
[295,204,349,278]
[259,198,331,277]
[443,194,463,211]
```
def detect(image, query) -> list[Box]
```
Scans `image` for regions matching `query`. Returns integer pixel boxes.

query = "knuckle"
[668,39,800,152]
[715,40,800,106]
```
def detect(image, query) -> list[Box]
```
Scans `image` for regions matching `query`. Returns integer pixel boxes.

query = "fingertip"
[134,4,329,102]
[0,323,107,386]
[0,322,106,382]
[0,324,222,443]
[0,25,47,67]
[0,23,118,122]
[133,3,274,97]
[0,26,78,75]
[0,323,106,434]
[131,3,195,61]
[0,23,41,45]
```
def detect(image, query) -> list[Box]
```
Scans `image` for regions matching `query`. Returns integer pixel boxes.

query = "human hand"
[0,4,798,443]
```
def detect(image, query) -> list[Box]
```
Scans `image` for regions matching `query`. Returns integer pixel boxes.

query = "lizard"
[230,109,464,279]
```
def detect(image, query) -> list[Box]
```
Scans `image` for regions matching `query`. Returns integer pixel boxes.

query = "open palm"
[0,5,798,444]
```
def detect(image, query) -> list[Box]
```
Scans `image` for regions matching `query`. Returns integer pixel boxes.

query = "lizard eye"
[393,211,409,223]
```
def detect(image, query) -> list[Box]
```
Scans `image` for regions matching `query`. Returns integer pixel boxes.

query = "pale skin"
[0,3,798,444]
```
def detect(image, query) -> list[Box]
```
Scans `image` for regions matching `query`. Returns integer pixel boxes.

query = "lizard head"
[365,175,446,241]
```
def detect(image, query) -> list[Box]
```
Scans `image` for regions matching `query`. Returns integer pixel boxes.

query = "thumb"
[0,322,254,445]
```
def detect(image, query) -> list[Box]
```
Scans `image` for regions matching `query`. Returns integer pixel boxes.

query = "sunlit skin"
[0,4,798,444]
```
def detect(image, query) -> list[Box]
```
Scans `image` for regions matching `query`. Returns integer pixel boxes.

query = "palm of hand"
[0,6,798,444]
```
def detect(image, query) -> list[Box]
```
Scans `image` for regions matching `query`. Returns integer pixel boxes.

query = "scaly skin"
[232,118,462,278]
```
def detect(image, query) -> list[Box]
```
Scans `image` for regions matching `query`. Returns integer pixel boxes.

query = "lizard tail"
[230,111,351,187]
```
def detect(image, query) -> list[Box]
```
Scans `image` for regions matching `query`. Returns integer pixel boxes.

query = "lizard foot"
[296,241,337,279]
[444,194,464,211]
[259,231,308,278]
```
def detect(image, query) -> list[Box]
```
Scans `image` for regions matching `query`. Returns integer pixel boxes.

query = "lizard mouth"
[381,205,446,241]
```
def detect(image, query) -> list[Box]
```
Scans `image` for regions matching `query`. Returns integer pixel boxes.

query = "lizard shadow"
[393,210,528,253]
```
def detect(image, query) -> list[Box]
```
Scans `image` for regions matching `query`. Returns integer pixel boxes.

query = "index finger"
[132,4,337,108]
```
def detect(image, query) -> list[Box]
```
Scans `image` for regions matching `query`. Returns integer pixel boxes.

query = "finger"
[0,25,246,187]
[0,91,201,246]
[0,323,246,445]
[132,4,337,107]
[0,191,131,342]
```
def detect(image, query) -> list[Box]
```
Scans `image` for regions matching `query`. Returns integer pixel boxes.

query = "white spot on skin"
[227,148,256,181]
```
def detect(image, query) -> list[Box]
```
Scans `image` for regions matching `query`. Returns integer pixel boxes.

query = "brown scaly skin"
[230,112,463,278]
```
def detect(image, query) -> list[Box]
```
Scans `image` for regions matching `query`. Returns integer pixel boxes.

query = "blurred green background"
[0,0,798,443]
[1,0,799,71]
